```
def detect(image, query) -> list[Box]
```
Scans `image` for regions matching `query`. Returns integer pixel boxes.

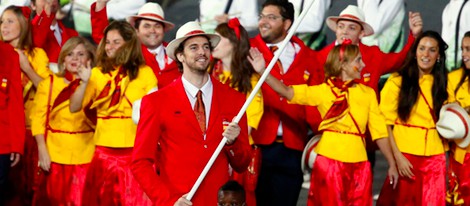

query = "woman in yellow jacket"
[377,31,449,205]
[70,20,157,205]
[0,5,50,205]
[31,36,96,205]
[447,31,470,204]
[249,42,398,206]
[209,18,263,206]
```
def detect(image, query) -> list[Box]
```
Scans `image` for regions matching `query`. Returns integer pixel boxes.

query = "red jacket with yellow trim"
[0,42,25,155]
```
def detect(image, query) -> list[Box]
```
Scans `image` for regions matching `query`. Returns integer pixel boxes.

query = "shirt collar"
[148,44,164,56]
[181,74,213,98]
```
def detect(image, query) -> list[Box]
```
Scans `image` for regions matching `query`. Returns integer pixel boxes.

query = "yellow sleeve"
[30,76,51,136]
[288,84,323,106]
[246,76,263,129]
[29,48,52,79]
[379,73,401,125]
[139,65,158,93]
[447,69,464,104]
[366,88,388,140]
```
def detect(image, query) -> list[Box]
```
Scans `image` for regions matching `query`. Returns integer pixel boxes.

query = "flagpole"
[186,0,317,200]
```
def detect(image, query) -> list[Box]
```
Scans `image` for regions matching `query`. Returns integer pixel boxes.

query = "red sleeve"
[375,31,416,75]
[131,93,169,203]
[223,111,251,173]
[31,11,54,48]
[90,2,109,44]
[2,43,25,154]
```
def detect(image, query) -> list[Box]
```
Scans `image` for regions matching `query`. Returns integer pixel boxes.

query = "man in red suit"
[249,1,321,205]
[91,1,181,89]
[31,0,78,64]
[0,42,25,205]
[131,21,252,206]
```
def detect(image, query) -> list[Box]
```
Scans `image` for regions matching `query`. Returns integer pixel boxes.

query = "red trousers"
[308,155,372,206]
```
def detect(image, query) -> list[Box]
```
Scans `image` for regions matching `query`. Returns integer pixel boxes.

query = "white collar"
[181,74,213,98]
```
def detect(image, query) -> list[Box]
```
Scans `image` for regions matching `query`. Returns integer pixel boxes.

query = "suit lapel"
[206,77,221,136]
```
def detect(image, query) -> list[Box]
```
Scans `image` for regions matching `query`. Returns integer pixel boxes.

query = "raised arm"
[70,62,91,113]
[248,48,294,100]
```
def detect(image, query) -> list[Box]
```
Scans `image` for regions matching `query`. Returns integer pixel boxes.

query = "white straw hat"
[326,5,374,37]
[127,3,175,32]
[301,134,321,174]
[166,21,220,60]
[436,103,470,148]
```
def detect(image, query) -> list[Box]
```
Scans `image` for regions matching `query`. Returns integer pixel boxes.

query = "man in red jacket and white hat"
[91,1,181,89]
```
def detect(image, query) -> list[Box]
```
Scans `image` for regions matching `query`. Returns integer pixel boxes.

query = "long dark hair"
[208,22,254,94]
[454,31,470,95]
[397,31,448,122]
[96,20,144,80]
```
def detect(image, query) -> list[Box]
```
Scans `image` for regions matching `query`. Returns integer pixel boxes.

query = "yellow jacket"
[447,68,470,163]
[380,73,445,156]
[83,65,157,148]
[290,83,387,163]
[31,75,94,164]
[23,48,51,128]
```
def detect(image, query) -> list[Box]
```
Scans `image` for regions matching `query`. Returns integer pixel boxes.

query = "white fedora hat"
[127,2,175,32]
[326,5,374,37]
[301,134,321,174]
[166,21,220,60]
[436,103,470,148]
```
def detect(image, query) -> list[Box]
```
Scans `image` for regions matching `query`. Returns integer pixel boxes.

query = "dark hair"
[96,20,144,80]
[262,0,294,25]
[134,18,165,30]
[208,22,254,94]
[219,180,245,195]
[174,35,213,73]
[454,31,470,95]
[397,30,448,122]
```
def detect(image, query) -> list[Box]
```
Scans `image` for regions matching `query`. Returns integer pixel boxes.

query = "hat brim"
[301,134,321,174]
[326,16,374,37]
[438,103,470,148]
[127,16,175,32]
[166,33,220,60]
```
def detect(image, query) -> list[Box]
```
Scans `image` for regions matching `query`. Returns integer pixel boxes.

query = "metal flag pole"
[186,0,316,200]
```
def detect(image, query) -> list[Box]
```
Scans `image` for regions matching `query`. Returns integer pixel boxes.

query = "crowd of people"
[1,0,470,205]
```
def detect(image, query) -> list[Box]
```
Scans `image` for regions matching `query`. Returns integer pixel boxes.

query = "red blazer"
[250,35,322,151]
[31,11,78,63]
[131,77,252,205]
[91,2,181,89]
[0,42,25,155]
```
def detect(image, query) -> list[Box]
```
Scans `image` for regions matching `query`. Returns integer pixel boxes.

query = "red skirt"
[33,163,89,206]
[307,155,372,206]
[82,146,152,206]
[376,153,446,206]
[450,153,470,205]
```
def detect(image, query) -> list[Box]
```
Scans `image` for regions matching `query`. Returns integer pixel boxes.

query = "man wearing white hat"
[131,21,252,206]
[91,0,181,89]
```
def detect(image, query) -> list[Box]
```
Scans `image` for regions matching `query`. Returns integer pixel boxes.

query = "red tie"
[270,46,284,75]
[194,90,206,133]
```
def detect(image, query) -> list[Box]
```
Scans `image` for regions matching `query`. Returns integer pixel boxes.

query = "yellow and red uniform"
[290,82,387,206]
[81,65,157,205]
[377,73,446,206]
[30,74,94,205]
[447,68,470,204]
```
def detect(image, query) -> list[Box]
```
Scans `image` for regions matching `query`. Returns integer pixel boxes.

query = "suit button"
[204,145,208,148]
